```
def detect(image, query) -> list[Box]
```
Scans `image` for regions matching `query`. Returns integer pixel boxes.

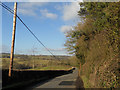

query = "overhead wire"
[0,2,14,14]
[0,2,60,60]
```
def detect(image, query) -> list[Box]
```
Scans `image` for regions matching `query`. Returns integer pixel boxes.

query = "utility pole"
[33,50,35,69]
[32,47,35,69]
[9,2,17,77]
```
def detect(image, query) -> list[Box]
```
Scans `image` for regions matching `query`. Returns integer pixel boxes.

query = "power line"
[0,2,60,60]
[0,2,14,14]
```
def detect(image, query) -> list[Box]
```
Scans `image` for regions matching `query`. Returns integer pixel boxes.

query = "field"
[1,53,77,89]
[1,53,73,70]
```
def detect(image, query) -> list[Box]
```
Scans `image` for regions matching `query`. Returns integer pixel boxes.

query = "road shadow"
[24,77,55,90]
[23,70,74,90]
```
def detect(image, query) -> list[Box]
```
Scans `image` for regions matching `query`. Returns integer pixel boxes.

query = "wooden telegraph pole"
[9,2,17,77]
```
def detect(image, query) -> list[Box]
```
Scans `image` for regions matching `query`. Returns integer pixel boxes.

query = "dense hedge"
[65,2,120,88]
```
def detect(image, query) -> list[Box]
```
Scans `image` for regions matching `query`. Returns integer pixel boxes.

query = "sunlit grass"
[2,57,72,70]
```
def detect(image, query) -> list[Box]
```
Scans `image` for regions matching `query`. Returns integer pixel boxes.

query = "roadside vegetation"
[65,2,120,88]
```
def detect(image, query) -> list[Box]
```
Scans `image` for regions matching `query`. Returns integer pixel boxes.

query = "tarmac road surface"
[27,68,78,89]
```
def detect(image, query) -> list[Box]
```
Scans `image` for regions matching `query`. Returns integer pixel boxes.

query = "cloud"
[0,45,10,53]
[54,5,63,11]
[42,48,66,52]
[18,3,58,19]
[18,8,36,16]
[60,25,72,33]
[62,2,80,21]
[18,2,47,16]
[40,9,58,19]
[41,48,68,55]
[15,49,24,54]
[49,48,65,52]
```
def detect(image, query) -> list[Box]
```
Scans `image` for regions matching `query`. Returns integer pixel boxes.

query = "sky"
[1,2,81,55]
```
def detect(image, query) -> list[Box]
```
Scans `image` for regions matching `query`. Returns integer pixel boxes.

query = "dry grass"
[2,55,72,70]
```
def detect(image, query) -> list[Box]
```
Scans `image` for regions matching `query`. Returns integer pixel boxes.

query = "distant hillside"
[2,53,73,70]
[1,53,71,60]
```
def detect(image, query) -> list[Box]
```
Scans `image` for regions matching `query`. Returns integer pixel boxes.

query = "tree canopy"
[65,2,120,88]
